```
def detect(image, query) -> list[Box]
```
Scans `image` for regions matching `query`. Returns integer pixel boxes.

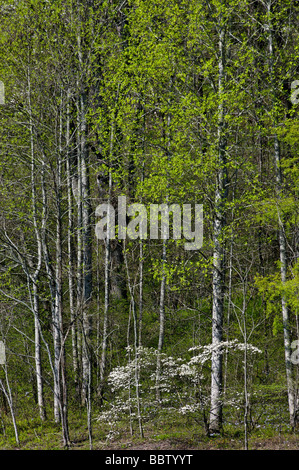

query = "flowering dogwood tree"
[97,341,261,440]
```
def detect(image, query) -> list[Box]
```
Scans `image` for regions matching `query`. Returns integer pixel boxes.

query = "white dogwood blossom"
[97,340,262,439]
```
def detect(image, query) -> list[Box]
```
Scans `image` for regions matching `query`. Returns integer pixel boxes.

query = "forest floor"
[2,432,299,451]
[101,434,299,451]
[1,410,299,451]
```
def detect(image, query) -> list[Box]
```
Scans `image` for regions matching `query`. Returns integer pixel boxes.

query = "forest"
[0,0,299,452]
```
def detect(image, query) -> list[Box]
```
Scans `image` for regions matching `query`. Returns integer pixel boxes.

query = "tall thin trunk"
[40,157,59,418]
[138,239,143,348]
[209,15,227,434]
[53,153,62,424]
[57,98,70,447]
[242,286,249,450]
[96,238,101,388]
[0,368,19,446]
[75,105,83,399]
[99,118,114,400]
[124,243,144,438]
[28,70,46,422]
[223,217,234,397]
[156,239,166,403]
[98,181,111,400]
[274,136,296,427]
[32,283,46,421]
[76,6,93,403]
[138,123,146,348]
[155,111,171,403]
[80,90,92,406]
[267,0,298,429]
[87,352,93,449]
[66,92,79,393]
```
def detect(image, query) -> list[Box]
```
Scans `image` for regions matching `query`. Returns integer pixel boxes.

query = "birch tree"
[263,0,299,428]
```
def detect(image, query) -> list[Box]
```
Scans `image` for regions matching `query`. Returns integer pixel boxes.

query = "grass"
[0,394,298,450]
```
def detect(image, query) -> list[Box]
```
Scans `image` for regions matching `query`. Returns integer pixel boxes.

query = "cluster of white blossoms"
[98,341,262,439]
[188,339,262,365]
[179,404,201,415]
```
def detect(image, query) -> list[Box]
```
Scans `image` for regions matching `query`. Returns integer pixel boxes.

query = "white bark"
[124,243,144,438]
[0,368,19,446]
[156,239,166,403]
[209,18,227,434]
[99,122,113,400]
[76,16,93,403]
[267,0,298,428]
[28,70,46,422]
[66,92,79,392]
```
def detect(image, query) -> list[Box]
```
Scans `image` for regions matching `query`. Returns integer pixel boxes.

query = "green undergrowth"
[0,404,298,450]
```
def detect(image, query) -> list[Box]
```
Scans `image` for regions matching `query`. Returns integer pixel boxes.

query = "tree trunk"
[28,72,46,422]
[66,92,79,396]
[274,136,297,427]
[32,282,46,422]
[209,15,227,434]
[124,243,144,438]
[267,0,298,429]
[57,100,70,446]
[99,118,114,400]
[156,239,166,403]
[80,91,93,405]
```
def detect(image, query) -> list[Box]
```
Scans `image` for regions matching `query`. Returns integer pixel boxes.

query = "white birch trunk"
[28,70,46,422]
[156,239,166,403]
[124,244,144,437]
[267,0,298,428]
[0,369,19,446]
[99,123,113,400]
[66,92,79,392]
[76,17,92,404]
[209,18,227,434]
